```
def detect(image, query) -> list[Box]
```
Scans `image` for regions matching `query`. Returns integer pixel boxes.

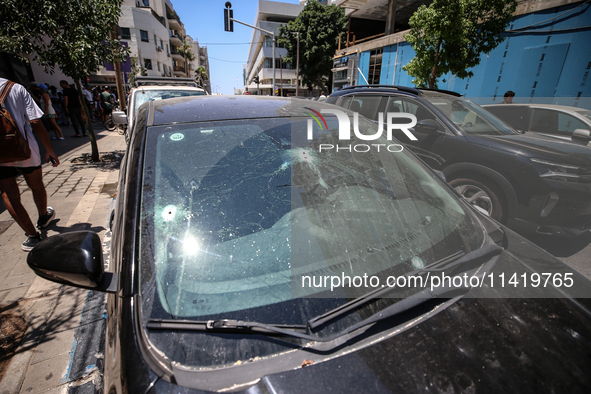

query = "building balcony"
[171,50,184,60]
[173,66,186,76]
[167,13,182,30]
[169,34,182,45]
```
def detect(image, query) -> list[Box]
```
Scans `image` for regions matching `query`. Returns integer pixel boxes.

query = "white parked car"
[112,77,207,138]
[483,103,591,146]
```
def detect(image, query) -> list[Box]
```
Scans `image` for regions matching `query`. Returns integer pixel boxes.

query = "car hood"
[465,133,591,166]
[151,231,591,393]
[244,297,591,393]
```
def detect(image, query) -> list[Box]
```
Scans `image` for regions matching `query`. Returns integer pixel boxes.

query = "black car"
[327,85,591,237]
[27,96,591,393]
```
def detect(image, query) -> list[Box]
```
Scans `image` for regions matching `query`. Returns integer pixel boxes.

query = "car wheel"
[449,177,505,222]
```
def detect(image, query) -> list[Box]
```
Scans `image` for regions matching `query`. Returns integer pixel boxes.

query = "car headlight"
[530,158,591,183]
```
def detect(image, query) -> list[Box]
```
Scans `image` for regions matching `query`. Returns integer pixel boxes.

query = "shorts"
[0,165,42,180]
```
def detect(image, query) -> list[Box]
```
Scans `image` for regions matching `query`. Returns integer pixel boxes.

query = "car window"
[339,96,352,109]
[424,97,516,135]
[558,112,588,135]
[133,89,206,114]
[386,97,431,120]
[531,109,559,133]
[348,95,382,119]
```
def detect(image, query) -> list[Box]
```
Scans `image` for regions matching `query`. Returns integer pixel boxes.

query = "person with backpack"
[0,77,60,251]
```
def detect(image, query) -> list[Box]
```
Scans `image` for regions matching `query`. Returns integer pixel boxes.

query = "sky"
[171,0,303,95]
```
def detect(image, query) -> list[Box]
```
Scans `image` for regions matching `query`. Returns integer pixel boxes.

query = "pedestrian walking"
[100,86,114,125]
[59,80,87,137]
[0,77,60,251]
[38,84,64,140]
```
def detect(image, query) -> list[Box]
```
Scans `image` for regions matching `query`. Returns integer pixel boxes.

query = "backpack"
[0,81,31,163]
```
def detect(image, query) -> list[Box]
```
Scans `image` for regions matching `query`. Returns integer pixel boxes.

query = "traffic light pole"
[233,19,275,96]
[224,3,275,96]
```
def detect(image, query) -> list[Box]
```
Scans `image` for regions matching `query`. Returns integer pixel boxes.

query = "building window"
[140,30,149,42]
[154,33,157,44]
[144,58,152,70]
[157,62,160,72]
[368,48,383,84]
[142,0,149,6]
[120,27,131,40]
[160,39,163,49]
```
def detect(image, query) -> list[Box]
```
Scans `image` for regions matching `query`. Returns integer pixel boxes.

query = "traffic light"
[224,2,233,32]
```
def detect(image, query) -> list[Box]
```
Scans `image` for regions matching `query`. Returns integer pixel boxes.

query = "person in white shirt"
[0,78,60,251]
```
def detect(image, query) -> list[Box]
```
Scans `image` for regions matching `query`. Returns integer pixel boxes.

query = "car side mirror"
[414,119,441,134]
[112,110,128,125]
[27,231,117,293]
[572,128,590,145]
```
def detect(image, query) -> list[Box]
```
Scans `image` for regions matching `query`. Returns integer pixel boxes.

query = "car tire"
[449,177,506,223]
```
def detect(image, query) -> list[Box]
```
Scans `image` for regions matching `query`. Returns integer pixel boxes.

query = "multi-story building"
[91,0,210,92]
[244,0,305,96]
[331,0,591,105]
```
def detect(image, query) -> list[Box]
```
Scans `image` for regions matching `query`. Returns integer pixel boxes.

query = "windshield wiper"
[147,283,467,344]
[307,243,502,330]
[147,244,502,344]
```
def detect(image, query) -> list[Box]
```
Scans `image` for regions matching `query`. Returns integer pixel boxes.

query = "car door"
[383,96,461,169]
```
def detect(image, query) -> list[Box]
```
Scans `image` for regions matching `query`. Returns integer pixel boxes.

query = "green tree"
[129,55,146,87]
[278,0,347,93]
[178,38,196,79]
[0,0,127,162]
[403,0,517,89]
[194,66,209,88]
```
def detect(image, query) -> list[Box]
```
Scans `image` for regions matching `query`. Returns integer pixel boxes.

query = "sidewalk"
[0,128,126,394]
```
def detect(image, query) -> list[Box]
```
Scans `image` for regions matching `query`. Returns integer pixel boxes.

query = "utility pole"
[296,32,300,98]
[224,2,276,96]
[280,54,283,97]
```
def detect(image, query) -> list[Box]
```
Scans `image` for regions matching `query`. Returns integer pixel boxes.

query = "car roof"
[130,85,206,93]
[147,95,346,126]
[328,85,463,98]
[482,103,590,114]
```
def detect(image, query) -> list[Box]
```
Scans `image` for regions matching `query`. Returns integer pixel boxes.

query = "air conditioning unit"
[156,47,163,52]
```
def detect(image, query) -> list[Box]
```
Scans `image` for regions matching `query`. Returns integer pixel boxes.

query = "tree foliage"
[278,0,347,92]
[178,38,196,78]
[403,0,517,89]
[0,0,127,161]
[195,66,209,88]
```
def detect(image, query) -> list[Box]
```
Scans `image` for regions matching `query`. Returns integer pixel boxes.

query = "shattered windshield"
[139,115,485,325]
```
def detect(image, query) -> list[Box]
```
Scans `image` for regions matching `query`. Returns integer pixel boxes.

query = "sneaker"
[37,207,56,229]
[59,137,65,140]
[22,233,42,252]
